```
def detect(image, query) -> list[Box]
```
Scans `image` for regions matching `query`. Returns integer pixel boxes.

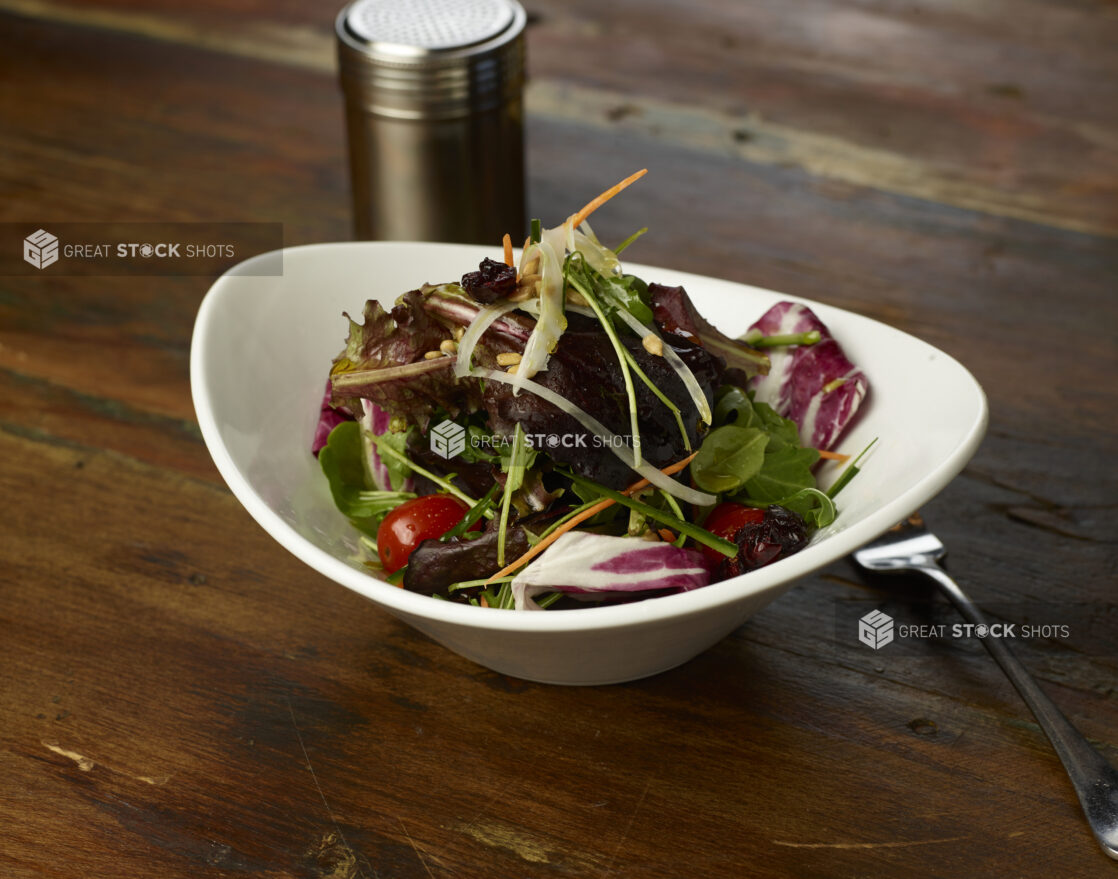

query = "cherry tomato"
[697,502,764,567]
[377,495,476,574]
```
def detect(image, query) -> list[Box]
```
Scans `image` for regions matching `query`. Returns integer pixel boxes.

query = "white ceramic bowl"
[190,242,987,685]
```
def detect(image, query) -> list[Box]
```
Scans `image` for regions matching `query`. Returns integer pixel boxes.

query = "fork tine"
[852,512,946,570]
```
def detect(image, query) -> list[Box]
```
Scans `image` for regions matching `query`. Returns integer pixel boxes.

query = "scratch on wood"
[772,835,969,849]
[397,819,435,879]
[600,778,652,876]
[42,740,94,772]
[287,700,370,879]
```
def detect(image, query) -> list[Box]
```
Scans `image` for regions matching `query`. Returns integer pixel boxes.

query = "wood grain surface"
[1,1,1115,877]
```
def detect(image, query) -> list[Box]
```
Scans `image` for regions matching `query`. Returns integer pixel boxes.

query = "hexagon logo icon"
[24,229,59,269]
[858,609,894,650]
[429,419,465,460]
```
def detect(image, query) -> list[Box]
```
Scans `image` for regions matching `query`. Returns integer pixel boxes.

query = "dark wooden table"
[2,1,1115,876]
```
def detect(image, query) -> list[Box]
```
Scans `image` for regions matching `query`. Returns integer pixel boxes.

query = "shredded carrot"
[817,449,850,462]
[657,528,676,542]
[569,168,648,229]
[618,449,698,495]
[484,450,699,584]
[479,594,490,608]
[502,232,514,268]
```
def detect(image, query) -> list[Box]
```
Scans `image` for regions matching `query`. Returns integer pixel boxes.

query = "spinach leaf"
[713,386,800,450]
[691,425,769,494]
[741,444,820,504]
[713,386,758,429]
[751,399,801,449]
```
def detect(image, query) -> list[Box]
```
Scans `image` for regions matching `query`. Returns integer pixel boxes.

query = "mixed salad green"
[314,171,870,610]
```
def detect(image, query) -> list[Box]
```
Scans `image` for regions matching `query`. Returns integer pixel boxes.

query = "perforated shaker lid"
[336,0,526,117]
[345,0,516,55]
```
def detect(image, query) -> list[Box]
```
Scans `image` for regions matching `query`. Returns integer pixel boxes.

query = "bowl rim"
[190,241,988,634]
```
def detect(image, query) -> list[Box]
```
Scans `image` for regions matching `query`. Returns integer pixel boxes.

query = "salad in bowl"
[313,171,871,611]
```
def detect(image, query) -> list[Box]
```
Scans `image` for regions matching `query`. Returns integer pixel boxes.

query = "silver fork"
[853,513,1118,860]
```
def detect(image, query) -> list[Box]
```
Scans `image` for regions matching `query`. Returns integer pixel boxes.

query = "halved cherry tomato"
[377,495,477,574]
[697,502,764,567]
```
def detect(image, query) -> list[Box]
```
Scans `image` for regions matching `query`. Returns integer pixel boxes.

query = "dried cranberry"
[461,258,516,303]
[716,505,809,580]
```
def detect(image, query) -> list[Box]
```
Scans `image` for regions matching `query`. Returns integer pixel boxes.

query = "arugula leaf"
[497,424,530,566]
[569,256,654,326]
[603,274,654,325]
[372,425,414,491]
[691,425,769,494]
[565,471,738,558]
[443,484,500,541]
[773,487,836,528]
[319,422,415,521]
[499,430,537,477]
[374,436,483,509]
[457,423,500,464]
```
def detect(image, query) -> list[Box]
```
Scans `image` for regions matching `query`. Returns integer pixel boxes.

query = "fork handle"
[914,562,1118,860]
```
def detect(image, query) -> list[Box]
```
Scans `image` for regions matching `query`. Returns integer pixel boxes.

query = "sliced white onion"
[518,240,539,276]
[454,299,522,379]
[613,308,712,425]
[570,221,622,277]
[472,367,715,506]
[511,224,568,391]
[518,300,595,321]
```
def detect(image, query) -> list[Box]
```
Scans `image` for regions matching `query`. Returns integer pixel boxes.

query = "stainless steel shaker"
[336,0,527,244]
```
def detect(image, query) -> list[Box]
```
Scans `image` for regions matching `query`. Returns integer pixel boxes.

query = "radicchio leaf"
[359,399,414,492]
[511,532,710,610]
[312,380,353,457]
[746,302,868,451]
